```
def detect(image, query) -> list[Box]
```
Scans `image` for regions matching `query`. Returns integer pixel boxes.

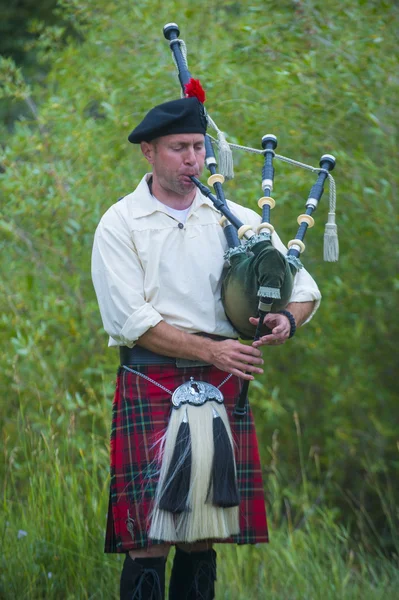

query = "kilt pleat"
[104,365,268,552]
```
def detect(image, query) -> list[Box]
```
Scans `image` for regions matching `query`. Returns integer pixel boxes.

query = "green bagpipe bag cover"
[221,239,297,339]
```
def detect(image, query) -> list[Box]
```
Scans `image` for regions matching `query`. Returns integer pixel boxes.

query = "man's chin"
[177,180,196,194]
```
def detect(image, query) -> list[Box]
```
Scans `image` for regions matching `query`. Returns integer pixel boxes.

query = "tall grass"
[1,391,398,599]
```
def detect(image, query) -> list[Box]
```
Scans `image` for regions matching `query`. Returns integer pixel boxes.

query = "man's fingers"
[238,345,263,360]
[271,324,285,334]
[231,369,255,381]
[222,340,263,363]
[253,333,288,347]
[236,348,264,372]
[236,340,262,354]
[253,339,272,348]
[212,339,266,379]
[248,313,291,347]
[227,358,263,374]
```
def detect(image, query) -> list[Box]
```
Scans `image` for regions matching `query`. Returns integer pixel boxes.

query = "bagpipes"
[148,23,337,543]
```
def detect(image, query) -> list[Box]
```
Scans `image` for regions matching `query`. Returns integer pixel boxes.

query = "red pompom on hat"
[184,78,206,104]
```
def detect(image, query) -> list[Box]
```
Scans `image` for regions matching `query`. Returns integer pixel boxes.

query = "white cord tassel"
[323,174,339,262]
[216,129,234,181]
[206,114,234,180]
[324,212,339,262]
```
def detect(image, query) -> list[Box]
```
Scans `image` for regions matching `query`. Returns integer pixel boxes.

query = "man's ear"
[141,141,155,164]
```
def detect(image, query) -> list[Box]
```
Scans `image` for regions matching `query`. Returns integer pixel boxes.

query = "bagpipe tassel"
[206,113,235,181]
[149,400,240,543]
[323,212,339,262]
[216,129,235,181]
[207,407,240,508]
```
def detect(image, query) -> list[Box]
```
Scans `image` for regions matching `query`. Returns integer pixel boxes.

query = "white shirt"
[91,174,321,347]
[155,199,191,223]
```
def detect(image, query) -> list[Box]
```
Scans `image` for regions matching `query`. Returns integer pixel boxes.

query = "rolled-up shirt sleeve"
[91,207,163,347]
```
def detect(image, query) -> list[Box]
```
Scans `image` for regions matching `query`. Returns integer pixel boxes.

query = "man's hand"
[249,313,291,348]
[249,301,316,348]
[208,339,264,381]
[137,303,315,378]
[137,321,264,381]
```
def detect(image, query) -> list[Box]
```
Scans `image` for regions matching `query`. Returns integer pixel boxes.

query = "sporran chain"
[122,364,232,396]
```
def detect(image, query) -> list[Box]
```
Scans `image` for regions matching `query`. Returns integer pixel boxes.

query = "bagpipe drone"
[147,23,338,543]
[163,22,338,417]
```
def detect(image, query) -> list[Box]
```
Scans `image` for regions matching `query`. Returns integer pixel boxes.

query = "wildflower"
[17,530,28,539]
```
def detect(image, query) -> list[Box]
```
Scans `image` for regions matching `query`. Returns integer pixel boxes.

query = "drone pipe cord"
[287,154,336,259]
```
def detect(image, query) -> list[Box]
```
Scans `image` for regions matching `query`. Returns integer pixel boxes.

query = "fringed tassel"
[158,409,191,514]
[257,285,281,300]
[324,212,339,262]
[206,113,235,180]
[286,255,303,271]
[207,407,240,508]
[216,129,235,181]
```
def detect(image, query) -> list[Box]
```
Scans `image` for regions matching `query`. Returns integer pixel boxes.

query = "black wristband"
[278,310,296,338]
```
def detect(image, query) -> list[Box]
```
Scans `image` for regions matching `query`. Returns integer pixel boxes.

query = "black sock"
[169,547,217,600]
[120,554,166,600]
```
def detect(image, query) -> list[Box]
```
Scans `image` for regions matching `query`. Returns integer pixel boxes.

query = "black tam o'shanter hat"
[128,96,207,144]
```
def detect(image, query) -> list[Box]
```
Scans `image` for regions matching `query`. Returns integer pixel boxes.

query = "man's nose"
[183,147,196,164]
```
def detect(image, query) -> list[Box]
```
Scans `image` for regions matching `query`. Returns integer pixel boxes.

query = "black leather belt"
[120,345,175,366]
[119,334,233,367]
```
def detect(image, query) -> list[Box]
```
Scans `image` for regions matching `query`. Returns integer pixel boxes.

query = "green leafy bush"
[1,1,398,595]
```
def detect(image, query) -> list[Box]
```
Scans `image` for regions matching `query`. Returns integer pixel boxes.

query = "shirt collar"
[127,173,220,219]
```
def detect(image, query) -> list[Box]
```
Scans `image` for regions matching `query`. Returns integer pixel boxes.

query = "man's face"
[142,133,206,198]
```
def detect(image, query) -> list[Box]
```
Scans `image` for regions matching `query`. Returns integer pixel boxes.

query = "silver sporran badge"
[172,377,224,409]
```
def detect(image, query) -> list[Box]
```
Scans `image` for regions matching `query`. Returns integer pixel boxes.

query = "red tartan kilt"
[105,364,268,552]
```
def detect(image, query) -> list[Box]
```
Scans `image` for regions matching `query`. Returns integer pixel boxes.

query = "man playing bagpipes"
[91,90,321,599]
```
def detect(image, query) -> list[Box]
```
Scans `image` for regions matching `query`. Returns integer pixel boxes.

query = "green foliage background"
[0,0,398,597]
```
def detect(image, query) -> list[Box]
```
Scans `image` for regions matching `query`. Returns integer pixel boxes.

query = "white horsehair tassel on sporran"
[122,367,240,543]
